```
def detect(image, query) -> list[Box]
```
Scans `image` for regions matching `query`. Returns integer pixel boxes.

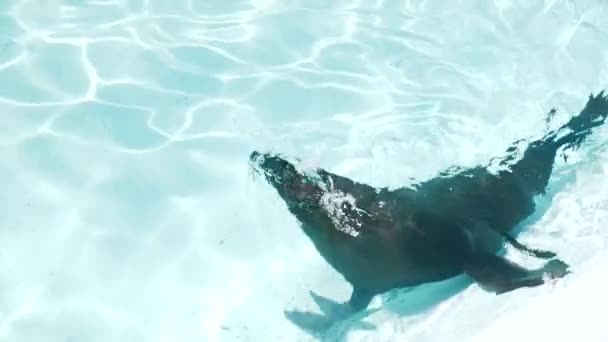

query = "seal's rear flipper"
[464,254,571,294]
[500,232,557,259]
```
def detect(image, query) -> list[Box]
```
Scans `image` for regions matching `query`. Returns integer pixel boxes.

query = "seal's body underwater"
[250,92,608,312]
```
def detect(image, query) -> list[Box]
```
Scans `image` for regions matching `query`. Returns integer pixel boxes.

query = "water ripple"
[1,0,608,341]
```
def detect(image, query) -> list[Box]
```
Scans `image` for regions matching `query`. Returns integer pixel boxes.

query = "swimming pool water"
[1,0,608,341]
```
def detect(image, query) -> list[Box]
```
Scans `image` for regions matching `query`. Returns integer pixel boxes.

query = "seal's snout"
[248,151,300,188]
[249,151,287,174]
[249,150,268,174]
[249,151,324,213]
[250,150,261,163]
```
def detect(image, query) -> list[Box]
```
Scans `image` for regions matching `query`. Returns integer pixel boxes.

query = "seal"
[250,91,608,314]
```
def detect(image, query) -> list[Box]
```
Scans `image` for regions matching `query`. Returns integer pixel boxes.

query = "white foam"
[319,189,364,237]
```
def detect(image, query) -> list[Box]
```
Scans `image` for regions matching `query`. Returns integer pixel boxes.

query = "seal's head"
[250,151,374,238]
[249,151,325,212]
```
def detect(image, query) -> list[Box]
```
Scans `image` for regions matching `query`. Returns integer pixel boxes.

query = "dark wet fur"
[250,91,608,335]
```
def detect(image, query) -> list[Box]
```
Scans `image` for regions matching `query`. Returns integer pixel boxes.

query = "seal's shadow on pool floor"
[284,169,580,342]
[284,277,470,341]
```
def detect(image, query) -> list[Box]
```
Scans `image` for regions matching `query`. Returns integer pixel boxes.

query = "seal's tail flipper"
[504,91,608,195]
[553,91,608,150]
[464,254,571,294]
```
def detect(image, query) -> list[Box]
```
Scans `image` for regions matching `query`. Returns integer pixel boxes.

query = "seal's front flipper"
[301,288,376,321]
[348,287,375,312]
[283,289,378,336]
[464,254,571,294]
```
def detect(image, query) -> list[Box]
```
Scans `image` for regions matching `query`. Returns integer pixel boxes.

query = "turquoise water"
[1,0,608,341]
